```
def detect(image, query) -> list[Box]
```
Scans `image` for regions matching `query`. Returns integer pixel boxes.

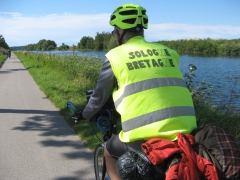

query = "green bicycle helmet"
[110,3,148,29]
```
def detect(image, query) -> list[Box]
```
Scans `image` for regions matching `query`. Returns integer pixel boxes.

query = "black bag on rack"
[116,151,165,180]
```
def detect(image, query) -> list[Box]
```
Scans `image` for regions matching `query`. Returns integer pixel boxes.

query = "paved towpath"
[0,53,95,180]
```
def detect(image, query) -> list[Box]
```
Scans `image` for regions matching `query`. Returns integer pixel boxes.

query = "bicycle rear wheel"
[94,142,110,180]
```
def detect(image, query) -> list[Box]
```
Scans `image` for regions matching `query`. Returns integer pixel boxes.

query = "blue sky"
[1,0,240,47]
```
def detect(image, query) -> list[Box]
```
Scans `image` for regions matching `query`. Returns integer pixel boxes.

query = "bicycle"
[67,90,167,180]
[67,90,119,180]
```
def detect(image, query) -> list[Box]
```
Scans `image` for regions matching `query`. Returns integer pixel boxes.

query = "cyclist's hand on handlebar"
[75,110,85,121]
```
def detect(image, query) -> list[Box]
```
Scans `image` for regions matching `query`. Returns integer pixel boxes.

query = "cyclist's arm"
[82,58,117,120]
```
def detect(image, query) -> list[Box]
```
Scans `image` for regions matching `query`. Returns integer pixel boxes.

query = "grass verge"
[0,48,8,67]
[0,54,7,67]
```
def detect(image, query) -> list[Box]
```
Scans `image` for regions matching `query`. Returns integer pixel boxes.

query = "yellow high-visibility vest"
[106,36,197,142]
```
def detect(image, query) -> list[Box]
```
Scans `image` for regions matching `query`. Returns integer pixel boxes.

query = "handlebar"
[67,90,120,141]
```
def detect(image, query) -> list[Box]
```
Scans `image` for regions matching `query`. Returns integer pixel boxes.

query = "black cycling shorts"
[106,134,145,160]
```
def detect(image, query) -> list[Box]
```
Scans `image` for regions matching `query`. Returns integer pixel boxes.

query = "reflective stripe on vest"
[122,106,195,132]
[114,77,187,108]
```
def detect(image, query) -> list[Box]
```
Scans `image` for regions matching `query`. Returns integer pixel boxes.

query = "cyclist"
[8,49,11,58]
[78,3,197,180]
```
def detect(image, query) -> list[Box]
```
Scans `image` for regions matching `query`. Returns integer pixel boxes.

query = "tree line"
[0,35,10,56]
[158,38,240,56]
[76,32,116,50]
[22,39,57,51]
[20,32,116,51]
[4,32,240,57]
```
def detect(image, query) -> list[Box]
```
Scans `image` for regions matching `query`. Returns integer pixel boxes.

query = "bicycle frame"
[94,108,117,180]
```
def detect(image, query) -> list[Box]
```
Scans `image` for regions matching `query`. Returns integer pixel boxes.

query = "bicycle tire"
[94,143,110,180]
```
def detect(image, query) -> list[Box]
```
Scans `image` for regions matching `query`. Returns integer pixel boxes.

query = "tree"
[94,32,104,50]
[77,31,115,51]
[30,39,57,51]
[108,37,117,50]
[78,36,94,49]
[46,40,57,50]
[24,44,36,51]
[103,32,112,50]
[58,43,69,50]
[36,39,46,50]
[0,35,9,49]
[94,32,112,51]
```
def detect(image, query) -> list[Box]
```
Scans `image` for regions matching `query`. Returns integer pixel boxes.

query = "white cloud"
[0,12,21,17]
[0,12,111,46]
[1,12,240,47]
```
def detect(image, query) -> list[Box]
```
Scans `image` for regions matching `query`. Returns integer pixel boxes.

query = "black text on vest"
[126,58,175,70]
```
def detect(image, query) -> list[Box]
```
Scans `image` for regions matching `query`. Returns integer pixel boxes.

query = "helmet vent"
[110,15,116,21]
[119,10,138,15]
[122,18,137,24]
[143,18,148,24]
[116,7,123,11]
[126,6,136,8]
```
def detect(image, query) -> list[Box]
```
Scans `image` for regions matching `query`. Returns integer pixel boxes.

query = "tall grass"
[14,51,240,150]
[184,64,240,140]
[0,48,7,67]
[0,54,6,67]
